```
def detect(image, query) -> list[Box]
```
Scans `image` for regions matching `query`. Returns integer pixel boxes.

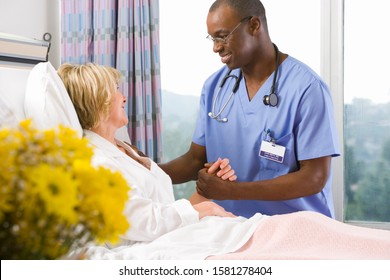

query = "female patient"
[57,63,237,242]
[57,63,390,260]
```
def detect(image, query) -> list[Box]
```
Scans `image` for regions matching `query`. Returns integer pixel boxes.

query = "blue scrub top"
[192,56,340,218]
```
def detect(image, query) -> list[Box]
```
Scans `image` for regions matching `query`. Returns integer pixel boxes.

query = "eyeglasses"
[206,16,253,44]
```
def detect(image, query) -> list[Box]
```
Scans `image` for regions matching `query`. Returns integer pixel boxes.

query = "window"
[343,0,390,225]
[160,0,218,199]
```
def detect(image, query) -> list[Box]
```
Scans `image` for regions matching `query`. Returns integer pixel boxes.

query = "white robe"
[84,130,266,260]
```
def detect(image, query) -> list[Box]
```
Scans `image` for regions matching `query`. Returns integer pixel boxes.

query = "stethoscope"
[208,44,280,123]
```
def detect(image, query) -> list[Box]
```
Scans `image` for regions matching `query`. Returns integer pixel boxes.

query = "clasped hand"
[196,157,237,200]
[191,158,237,218]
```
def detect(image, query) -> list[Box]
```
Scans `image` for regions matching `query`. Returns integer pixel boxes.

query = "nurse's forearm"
[196,156,331,200]
[159,142,207,184]
[234,172,324,200]
[159,156,200,184]
[231,156,331,200]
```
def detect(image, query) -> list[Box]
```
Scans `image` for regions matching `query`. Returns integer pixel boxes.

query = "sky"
[343,0,390,104]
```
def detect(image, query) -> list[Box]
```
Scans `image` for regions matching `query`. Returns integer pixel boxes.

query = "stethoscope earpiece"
[208,70,242,123]
[208,110,229,122]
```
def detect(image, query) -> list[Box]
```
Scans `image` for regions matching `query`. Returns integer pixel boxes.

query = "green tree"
[348,139,390,222]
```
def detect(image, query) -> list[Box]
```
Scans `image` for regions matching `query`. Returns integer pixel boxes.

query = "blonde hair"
[57,63,121,129]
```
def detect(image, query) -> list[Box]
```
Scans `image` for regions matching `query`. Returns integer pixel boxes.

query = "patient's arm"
[188,192,209,205]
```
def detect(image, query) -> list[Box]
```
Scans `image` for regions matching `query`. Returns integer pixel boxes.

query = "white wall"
[0,0,60,68]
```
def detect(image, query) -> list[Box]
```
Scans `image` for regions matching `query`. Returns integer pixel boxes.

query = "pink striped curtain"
[61,0,162,162]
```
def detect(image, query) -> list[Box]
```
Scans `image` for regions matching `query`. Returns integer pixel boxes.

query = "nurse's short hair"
[210,0,268,28]
[58,63,121,130]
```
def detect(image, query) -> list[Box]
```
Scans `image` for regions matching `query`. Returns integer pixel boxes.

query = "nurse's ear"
[248,16,261,35]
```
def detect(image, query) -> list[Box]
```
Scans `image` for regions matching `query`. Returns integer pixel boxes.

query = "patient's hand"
[205,158,237,181]
[193,201,236,219]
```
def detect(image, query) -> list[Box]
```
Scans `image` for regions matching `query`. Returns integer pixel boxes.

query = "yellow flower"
[24,164,79,224]
[0,184,13,221]
[73,161,130,244]
[0,120,130,259]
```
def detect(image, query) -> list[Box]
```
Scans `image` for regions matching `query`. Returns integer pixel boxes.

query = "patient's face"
[108,90,128,128]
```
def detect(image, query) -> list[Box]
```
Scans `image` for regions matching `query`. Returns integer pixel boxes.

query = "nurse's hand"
[192,201,236,219]
[204,157,237,181]
[196,168,235,200]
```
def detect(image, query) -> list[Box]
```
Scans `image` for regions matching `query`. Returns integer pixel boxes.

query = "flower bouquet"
[0,120,130,259]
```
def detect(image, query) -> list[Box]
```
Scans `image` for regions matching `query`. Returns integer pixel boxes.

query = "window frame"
[323,0,390,230]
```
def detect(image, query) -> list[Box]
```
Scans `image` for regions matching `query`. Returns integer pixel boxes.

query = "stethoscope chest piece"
[263,92,278,107]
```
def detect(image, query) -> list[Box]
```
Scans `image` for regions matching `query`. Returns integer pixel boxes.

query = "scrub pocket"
[258,132,297,179]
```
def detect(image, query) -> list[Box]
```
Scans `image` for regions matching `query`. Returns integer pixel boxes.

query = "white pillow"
[24,62,83,137]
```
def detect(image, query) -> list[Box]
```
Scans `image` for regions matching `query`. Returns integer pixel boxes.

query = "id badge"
[259,140,286,163]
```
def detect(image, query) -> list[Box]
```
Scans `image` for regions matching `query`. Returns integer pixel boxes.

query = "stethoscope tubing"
[208,44,280,122]
[208,72,241,122]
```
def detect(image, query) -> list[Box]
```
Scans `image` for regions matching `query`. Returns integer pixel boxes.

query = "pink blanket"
[208,211,390,260]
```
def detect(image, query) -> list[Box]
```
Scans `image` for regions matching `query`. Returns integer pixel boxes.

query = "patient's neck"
[91,124,117,146]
